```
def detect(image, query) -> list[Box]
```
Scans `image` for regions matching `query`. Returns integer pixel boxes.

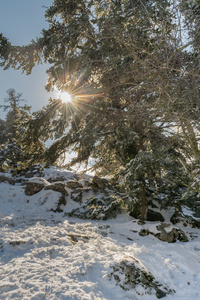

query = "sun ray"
[58,91,72,103]
[50,56,107,126]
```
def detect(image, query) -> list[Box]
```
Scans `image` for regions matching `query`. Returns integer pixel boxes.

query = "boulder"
[0,175,15,185]
[25,182,44,196]
[25,177,49,196]
[91,176,109,190]
[66,180,83,189]
[139,223,188,243]
[147,209,164,222]
[44,182,68,195]
[155,224,188,243]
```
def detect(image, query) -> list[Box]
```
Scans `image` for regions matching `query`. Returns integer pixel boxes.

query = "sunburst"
[51,61,105,129]
[58,91,72,103]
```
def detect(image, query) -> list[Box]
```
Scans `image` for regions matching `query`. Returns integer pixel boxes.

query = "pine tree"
[0,89,45,171]
[0,0,196,219]
[0,118,6,145]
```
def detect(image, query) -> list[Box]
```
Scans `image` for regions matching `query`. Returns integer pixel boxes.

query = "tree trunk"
[139,182,148,221]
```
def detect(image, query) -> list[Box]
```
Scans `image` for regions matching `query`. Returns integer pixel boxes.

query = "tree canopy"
[1,0,200,219]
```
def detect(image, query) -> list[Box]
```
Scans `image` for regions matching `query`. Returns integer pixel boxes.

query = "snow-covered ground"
[0,167,200,300]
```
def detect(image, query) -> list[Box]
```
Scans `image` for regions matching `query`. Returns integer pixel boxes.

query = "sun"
[58,91,72,103]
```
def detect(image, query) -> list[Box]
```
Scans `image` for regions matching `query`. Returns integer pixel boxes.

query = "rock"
[74,187,92,193]
[66,180,83,189]
[138,223,188,243]
[58,195,66,206]
[25,178,68,212]
[155,224,188,243]
[91,176,109,190]
[170,210,200,228]
[155,231,174,243]
[10,241,26,246]
[71,191,82,203]
[47,176,67,183]
[25,171,34,178]
[156,289,167,299]
[156,223,170,231]
[109,260,172,298]
[25,170,44,178]
[25,177,50,196]
[148,200,159,209]
[44,182,68,212]
[70,187,91,203]
[129,206,164,222]
[171,228,188,242]
[44,182,68,195]
[188,217,200,229]
[0,175,15,185]
[68,234,89,244]
[170,210,183,225]
[147,209,164,222]
[51,195,67,213]
[68,234,78,244]
[19,165,44,178]
[25,182,45,196]
[139,229,149,236]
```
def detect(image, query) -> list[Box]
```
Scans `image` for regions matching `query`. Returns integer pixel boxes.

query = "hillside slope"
[0,166,200,300]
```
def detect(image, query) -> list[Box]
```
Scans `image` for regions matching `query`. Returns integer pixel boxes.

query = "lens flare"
[59,91,72,103]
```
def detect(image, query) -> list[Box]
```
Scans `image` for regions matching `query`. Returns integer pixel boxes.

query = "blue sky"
[0,0,55,118]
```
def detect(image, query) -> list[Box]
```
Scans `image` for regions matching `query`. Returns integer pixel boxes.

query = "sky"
[0,0,55,119]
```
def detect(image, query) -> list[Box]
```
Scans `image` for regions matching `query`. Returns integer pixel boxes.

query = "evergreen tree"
[0,118,7,145]
[0,0,198,219]
[0,89,30,141]
[0,89,45,171]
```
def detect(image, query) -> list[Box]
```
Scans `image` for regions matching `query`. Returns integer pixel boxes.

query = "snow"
[28,177,50,186]
[0,167,200,299]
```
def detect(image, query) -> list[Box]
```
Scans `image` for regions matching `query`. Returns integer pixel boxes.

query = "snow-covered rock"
[0,174,15,185]
[139,223,188,243]
[66,180,83,189]
[25,177,50,196]
[44,181,69,195]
